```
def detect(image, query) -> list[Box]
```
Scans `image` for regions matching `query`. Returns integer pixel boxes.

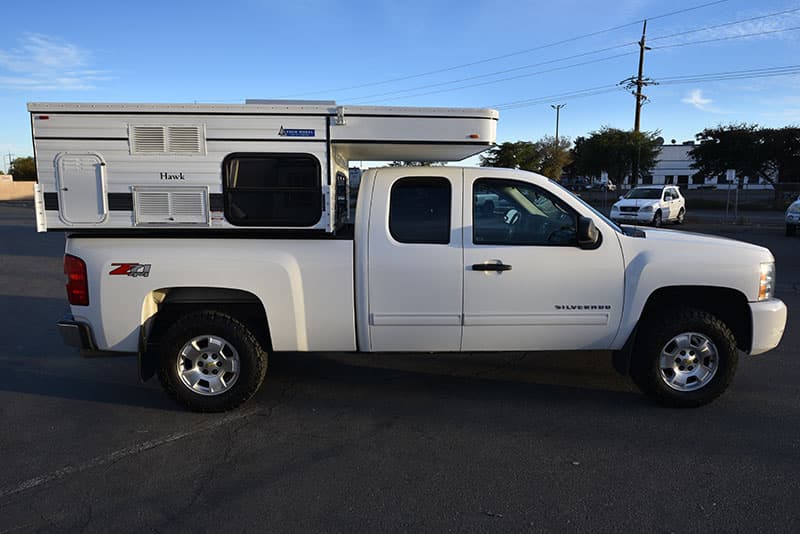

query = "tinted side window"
[473,178,577,246]
[223,153,321,226]
[389,177,451,244]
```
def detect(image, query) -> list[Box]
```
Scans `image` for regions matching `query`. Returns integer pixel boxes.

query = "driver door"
[462,171,625,351]
[662,188,674,219]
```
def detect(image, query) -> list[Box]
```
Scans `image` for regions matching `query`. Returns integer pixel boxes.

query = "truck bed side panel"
[65,237,356,352]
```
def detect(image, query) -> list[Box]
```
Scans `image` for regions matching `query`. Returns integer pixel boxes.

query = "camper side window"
[223,153,322,227]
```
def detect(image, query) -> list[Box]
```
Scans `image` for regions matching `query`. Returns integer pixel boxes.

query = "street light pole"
[551,104,566,145]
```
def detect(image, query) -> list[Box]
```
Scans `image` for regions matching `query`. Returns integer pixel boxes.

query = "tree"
[690,124,772,186]
[537,135,572,181]
[479,141,543,171]
[480,138,572,180]
[571,127,661,185]
[762,127,800,184]
[388,161,445,166]
[8,157,37,181]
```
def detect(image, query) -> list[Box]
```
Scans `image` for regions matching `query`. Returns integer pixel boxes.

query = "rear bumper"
[57,316,97,350]
[749,299,787,355]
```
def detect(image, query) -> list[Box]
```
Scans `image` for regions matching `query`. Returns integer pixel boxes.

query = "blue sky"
[2,0,800,169]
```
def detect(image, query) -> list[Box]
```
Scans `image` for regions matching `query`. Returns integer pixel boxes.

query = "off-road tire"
[630,307,738,408]
[157,311,268,412]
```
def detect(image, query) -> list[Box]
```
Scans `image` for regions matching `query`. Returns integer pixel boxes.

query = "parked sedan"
[786,195,800,236]
[610,185,686,227]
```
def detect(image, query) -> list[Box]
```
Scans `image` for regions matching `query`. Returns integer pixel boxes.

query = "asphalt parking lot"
[1,203,798,533]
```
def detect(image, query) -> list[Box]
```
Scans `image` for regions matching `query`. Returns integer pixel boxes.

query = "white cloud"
[682,89,713,110]
[652,8,800,47]
[0,34,110,91]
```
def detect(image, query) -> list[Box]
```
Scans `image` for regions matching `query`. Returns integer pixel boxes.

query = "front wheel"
[157,311,268,412]
[630,308,738,408]
[652,210,663,227]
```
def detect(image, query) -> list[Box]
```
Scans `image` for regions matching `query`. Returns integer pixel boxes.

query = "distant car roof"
[632,185,678,189]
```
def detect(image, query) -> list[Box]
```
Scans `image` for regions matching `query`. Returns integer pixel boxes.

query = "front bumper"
[749,299,787,355]
[57,315,97,350]
[611,210,654,224]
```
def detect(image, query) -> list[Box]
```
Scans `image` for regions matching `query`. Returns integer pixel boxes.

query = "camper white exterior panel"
[329,112,496,161]
[30,102,498,232]
[330,115,496,142]
[32,113,327,142]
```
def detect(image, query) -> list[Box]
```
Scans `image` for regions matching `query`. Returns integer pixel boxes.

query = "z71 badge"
[109,263,151,278]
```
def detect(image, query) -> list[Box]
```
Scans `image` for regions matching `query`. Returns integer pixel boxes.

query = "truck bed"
[65,235,356,353]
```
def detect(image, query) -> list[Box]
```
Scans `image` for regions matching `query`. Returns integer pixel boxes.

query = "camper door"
[55,153,108,224]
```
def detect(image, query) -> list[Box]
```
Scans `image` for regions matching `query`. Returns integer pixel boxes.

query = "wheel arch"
[613,285,752,375]
[139,287,271,381]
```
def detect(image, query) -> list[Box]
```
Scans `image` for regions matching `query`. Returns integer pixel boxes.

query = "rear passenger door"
[366,168,463,351]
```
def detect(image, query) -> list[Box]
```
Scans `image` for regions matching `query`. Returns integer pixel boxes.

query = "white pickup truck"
[31,101,787,411]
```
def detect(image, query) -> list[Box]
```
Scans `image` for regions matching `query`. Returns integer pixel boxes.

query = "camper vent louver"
[129,125,205,155]
[133,186,209,225]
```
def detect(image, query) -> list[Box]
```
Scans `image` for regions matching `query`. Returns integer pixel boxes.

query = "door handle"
[472,263,512,271]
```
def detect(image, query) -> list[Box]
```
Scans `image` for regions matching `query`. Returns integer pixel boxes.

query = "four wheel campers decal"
[109,263,151,277]
[278,126,315,137]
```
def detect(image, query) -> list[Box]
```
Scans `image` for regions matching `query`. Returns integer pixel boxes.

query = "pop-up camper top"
[29,101,498,233]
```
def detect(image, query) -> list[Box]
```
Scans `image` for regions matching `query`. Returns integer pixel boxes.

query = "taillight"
[64,254,89,306]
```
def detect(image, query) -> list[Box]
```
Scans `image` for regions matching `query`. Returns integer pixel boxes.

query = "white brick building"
[646,142,773,190]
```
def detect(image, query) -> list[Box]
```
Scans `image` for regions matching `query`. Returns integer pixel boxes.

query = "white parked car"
[611,185,686,227]
[475,192,500,214]
[786,195,800,236]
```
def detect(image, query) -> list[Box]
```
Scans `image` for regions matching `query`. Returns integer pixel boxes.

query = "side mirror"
[618,195,624,201]
[577,216,601,249]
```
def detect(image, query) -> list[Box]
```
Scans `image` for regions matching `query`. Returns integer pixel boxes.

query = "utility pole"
[620,20,655,185]
[633,20,650,133]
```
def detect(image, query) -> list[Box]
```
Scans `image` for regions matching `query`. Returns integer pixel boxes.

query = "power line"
[349,6,796,104]
[649,6,800,42]
[652,25,800,49]
[492,64,800,111]
[660,65,800,84]
[279,0,731,98]
[346,42,636,102]
[496,86,625,110]
[352,52,635,104]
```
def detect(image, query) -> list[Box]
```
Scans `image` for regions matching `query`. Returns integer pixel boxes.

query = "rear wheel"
[157,310,268,412]
[676,208,685,225]
[630,307,738,408]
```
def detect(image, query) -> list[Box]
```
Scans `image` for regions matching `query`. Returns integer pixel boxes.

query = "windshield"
[549,180,622,234]
[625,188,662,199]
